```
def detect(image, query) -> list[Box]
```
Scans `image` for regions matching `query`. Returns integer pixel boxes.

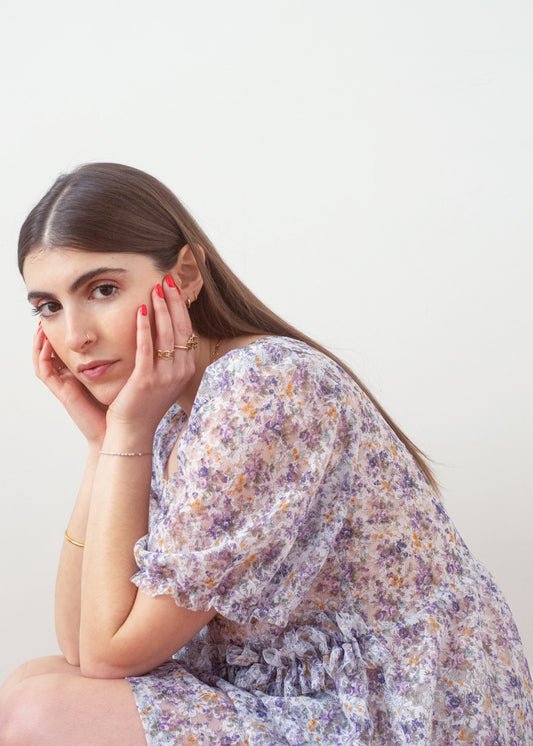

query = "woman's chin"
[84,382,122,408]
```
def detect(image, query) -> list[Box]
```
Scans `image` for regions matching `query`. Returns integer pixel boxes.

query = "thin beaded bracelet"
[99,450,153,457]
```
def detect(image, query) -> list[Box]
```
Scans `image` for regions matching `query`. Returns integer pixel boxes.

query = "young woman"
[0,163,531,745]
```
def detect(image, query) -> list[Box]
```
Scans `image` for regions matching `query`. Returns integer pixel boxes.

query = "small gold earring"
[186,290,199,310]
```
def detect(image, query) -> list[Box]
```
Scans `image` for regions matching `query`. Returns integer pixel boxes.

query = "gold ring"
[155,349,175,360]
[187,333,199,350]
[173,333,199,351]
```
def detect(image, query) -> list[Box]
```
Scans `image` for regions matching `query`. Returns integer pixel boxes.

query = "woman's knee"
[1,655,79,696]
[0,672,147,746]
[0,673,73,746]
[1,678,37,746]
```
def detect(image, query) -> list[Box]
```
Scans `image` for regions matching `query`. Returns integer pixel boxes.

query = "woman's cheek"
[43,328,66,360]
[109,299,142,341]
[104,290,155,351]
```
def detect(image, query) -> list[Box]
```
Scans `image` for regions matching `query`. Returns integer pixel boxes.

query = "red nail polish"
[165,274,176,288]
[38,320,42,329]
[156,284,164,298]
[140,304,147,316]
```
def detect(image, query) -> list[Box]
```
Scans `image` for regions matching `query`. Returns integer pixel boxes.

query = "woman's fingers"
[32,324,44,376]
[152,283,176,362]
[152,277,193,365]
[135,277,192,377]
[33,325,61,380]
[163,274,190,350]
[133,303,154,377]
[147,277,196,389]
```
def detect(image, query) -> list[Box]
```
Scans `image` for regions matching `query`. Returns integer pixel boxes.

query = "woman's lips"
[78,361,116,380]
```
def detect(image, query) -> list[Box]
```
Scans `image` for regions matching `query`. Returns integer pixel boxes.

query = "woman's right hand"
[33,324,107,447]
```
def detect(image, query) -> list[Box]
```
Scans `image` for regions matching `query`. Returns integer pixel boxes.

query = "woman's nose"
[64,314,94,352]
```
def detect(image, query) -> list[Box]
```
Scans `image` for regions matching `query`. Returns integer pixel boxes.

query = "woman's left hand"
[105,276,196,437]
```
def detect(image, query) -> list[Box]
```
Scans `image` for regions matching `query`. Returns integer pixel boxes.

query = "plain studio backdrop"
[0,1,531,683]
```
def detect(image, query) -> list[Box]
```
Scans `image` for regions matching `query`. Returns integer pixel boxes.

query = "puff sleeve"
[131,342,356,627]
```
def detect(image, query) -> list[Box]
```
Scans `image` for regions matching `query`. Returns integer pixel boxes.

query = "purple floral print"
[127,337,532,745]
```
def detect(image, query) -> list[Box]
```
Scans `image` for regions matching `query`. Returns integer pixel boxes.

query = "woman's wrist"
[88,441,104,460]
[84,443,104,477]
[100,424,155,455]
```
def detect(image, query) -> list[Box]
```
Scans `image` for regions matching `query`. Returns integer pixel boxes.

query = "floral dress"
[127,337,532,745]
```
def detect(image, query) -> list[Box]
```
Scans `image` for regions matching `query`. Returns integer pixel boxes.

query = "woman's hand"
[105,276,195,437]
[33,325,108,447]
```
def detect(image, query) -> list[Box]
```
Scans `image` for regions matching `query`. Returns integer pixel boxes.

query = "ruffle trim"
[175,610,396,699]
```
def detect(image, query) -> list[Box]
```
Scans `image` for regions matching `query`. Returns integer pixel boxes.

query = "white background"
[0,1,531,683]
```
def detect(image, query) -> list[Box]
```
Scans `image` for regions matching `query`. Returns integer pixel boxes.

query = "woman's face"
[23,247,171,405]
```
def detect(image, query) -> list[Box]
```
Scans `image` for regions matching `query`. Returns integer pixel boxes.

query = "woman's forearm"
[79,425,153,674]
[54,445,101,665]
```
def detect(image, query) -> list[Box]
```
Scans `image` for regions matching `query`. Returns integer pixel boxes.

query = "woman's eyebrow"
[27,267,128,301]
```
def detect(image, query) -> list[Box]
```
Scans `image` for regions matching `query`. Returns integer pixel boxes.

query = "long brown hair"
[18,162,438,492]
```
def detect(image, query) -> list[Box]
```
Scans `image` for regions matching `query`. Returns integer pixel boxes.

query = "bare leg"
[0,659,147,746]
[0,656,247,746]
[0,655,81,695]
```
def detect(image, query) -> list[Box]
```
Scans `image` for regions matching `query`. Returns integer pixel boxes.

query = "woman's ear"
[172,244,205,301]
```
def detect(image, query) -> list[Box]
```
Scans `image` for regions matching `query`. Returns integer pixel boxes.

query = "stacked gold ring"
[173,334,199,351]
[155,349,175,360]
[156,335,198,358]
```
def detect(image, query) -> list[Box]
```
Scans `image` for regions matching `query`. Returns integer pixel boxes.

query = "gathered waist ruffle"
[172,607,438,742]
[174,609,398,698]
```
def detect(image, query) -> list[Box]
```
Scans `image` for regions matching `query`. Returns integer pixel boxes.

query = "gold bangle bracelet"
[64,529,85,548]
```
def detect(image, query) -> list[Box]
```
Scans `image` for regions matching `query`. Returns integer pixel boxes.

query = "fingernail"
[38,320,42,329]
[156,284,164,298]
[140,304,147,316]
[165,273,176,288]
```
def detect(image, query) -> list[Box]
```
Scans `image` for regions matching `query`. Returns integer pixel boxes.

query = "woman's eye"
[32,301,61,318]
[91,284,118,299]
